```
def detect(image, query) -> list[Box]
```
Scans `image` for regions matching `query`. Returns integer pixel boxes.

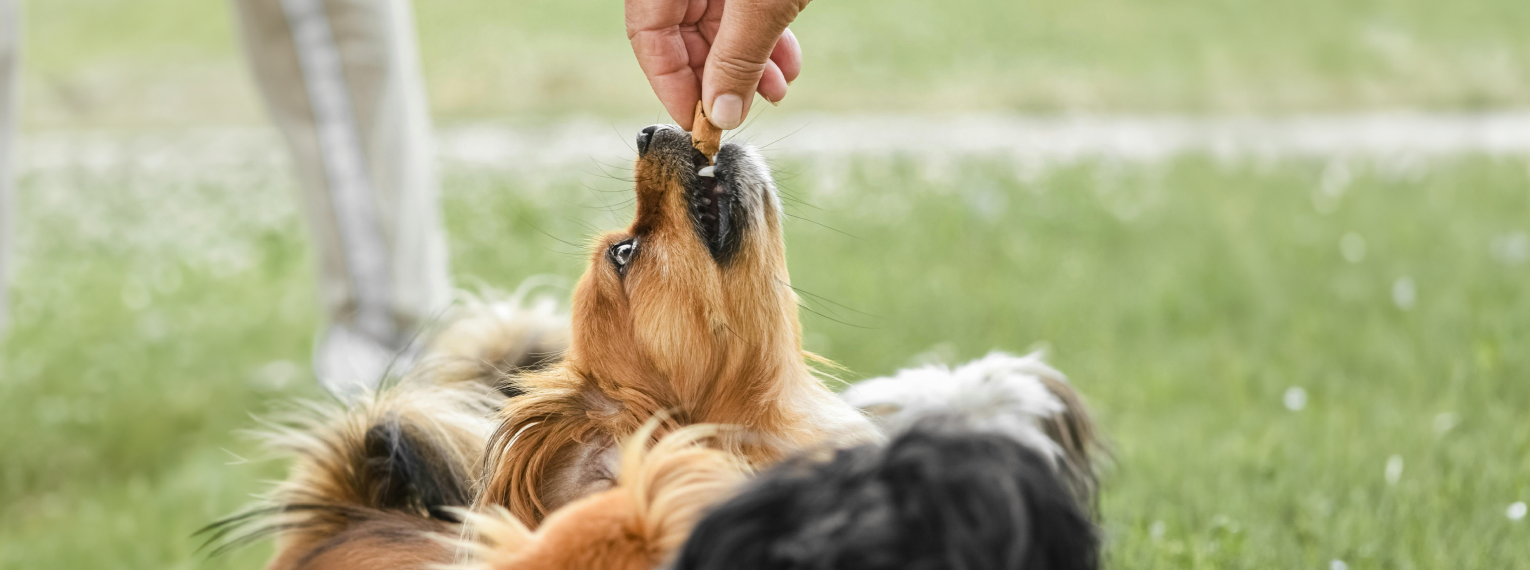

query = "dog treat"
[692,101,722,163]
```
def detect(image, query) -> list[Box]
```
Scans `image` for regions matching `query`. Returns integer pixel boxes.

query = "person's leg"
[0,0,17,336]
[231,0,450,399]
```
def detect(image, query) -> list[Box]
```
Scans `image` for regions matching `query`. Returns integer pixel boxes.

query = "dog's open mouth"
[635,124,753,264]
[686,147,736,262]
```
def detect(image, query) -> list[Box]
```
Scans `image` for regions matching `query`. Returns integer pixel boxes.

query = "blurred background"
[4,0,1529,568]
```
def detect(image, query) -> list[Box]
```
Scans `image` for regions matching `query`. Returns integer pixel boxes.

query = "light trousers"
[0,0,452,396]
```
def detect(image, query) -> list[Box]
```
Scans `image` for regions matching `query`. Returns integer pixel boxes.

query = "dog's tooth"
[698,166,716,178]
[701,197,712,205]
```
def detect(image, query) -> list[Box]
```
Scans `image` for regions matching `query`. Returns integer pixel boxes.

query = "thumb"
[703,0,809,129]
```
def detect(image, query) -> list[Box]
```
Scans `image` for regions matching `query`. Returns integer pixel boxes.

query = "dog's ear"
[1034,372,1105,512]
[883,425,1101,570]
[479,392,602,525]
[1019,458,1102,570]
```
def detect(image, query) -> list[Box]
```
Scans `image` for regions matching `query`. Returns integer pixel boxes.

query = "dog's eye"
[608,239,637,275]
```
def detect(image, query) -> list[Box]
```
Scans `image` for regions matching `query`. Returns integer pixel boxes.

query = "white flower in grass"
[1283,386,1307,411]
[1491,231,1529,266]
[1330,559,1349,570]
[250,360,303,392]
[1432,412,1459,435]
[1322,161,1352,197]
[1392,277,1416,310]
[1340,232,1366,263]
[121,279,151,311]
[1509,502,1527,521]
[1384,455,1404,485]
[1312,160,1351,215]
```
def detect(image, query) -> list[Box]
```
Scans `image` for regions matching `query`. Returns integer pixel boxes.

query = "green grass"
[19,0,1530,128]
[3,150,1528,568]
[11,0,1530,567]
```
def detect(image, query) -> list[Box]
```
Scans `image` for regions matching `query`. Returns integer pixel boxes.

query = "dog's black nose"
[636,125,664,156]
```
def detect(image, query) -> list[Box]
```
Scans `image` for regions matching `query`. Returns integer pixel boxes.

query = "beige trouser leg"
[232,0,450,398]
[0,0,16,336]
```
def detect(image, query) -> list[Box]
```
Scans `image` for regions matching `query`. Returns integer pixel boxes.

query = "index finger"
[629,27,702,129]
[627,0,706,128]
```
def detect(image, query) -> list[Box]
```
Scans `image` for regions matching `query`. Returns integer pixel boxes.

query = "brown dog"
[209,126,878,568]
[477,125,880,525]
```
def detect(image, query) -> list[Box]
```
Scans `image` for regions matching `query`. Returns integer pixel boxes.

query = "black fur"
[688,144,749,265]
[676,419,1100,570]
[198,412,475,555]
[362,415,473,521]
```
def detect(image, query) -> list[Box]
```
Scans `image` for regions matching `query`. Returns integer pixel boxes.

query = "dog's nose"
[636,125,665,156]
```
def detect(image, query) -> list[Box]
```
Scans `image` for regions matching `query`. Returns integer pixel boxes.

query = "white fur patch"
[842,351,1069,461]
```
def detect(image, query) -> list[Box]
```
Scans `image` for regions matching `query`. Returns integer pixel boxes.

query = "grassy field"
[6,0,1530,568]
[18,0,1530,128]
[2,147,1528,568]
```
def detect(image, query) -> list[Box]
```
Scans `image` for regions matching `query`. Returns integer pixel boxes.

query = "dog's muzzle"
[638,125,741,263]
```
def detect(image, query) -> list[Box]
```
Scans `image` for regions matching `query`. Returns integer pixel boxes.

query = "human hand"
[627,0,809,131]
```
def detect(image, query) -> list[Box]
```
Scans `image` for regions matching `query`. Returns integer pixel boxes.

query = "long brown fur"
[203,380,499,570]
[476,129,879,525]
[447,421,751,570]
[206,292,568,570]
[418,285,571,391]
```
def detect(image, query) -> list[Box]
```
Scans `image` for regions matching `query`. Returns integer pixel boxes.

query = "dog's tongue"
[692,101,722,174]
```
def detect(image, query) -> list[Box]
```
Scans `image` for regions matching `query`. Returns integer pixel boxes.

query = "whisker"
[774,189,823,211]
[724,100,769,142]
[567,216,606,237]
[585,171,636,184]
[783,213,861,240]
[796,294,854,322]
[577,198,636,213]
[591,157,633,171]
[716,321,761,352]
[584,171,636,184]
[579,182,636,224]
[775,281,860,323]
[797,302,877,330]
[611,123,637,154]
[516,213,585,250]
[580,184,633,194]
[757,122,810,151]
[586,157,637,182]
[779,279,881,318]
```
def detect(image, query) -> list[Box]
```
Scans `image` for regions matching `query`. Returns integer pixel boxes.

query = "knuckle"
[710,55,765,83]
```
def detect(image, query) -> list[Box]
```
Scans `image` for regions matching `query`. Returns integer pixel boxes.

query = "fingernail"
[711,94,743,130]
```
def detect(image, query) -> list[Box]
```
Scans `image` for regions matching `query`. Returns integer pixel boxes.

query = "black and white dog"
[676,352,1104,570]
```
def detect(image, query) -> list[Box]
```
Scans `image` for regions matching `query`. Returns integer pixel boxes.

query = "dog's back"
[676,419,1100,570]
